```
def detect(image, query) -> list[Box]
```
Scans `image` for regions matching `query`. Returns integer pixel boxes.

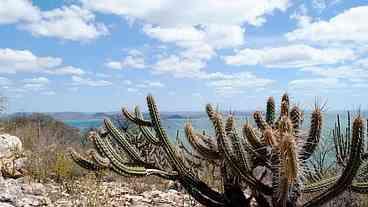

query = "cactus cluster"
[70,93,368,207]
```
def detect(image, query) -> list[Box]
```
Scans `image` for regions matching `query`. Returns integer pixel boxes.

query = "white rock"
[0,134,22,158]
[0,203,14,207]
[0,134,26,178]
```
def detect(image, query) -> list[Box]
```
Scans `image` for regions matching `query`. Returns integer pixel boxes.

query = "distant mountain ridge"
[49,111,258,120]
[8,111,255,121]
[9,110,364,121]
[50,112,113,120]
[9,112,113,121]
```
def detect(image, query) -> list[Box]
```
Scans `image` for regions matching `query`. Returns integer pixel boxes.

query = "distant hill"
[8,111,258,121]
[0,113,83,148]
[49,112,113,120]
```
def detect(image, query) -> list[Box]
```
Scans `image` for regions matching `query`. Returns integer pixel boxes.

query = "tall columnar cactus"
[70,93,368,207]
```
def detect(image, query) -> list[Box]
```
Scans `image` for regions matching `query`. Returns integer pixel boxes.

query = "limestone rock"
[0,134,22,158]
[0,134,26,178]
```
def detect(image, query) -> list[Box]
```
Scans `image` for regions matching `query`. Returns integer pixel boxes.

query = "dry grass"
[1,113,85,182]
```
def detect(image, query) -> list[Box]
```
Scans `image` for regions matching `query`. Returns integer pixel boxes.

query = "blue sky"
[0,0,367,112]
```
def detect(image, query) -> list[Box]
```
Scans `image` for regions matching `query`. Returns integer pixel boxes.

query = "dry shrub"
[1,113,85,182]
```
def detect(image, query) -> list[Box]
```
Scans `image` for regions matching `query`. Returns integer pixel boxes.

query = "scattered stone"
[0,178,50,207]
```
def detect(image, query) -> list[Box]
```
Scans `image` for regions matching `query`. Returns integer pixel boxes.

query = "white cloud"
[127,49,143,56]
[224,44,356,68]
[48,66,85,76]
[21,77,50,92]
[0,0,40,24]
[23,77,50,85]
[311,0,327,12]
[147,81,164,88]
[143,25,216,63]
[106,49,146,70]
[204,24,245,49]
[288,78,344,90]
[41,91,56,96]
[122,80,132,85]
[354,58,368,68]
[106,61,122,70]
[153,55,205,78]
[68,87,79,92]
[286,6,368,43]
[205,72,274,96]
[23,83,45,91]
[0,48,62,73]
[95,73,111,78]
[0,1,107,41]
[143,24,242,59]
[179,44,215,61]
[21,5,108,41]
[136,80,164,88]
[302,66,368,82]
[127,88,138,92]
[143,25,205,45]
[0,77,12,86]
[82,0,289,27]
[89,0,288,74]
[71,76,112,87]
[290,4,312,27]
[0,48,86,76]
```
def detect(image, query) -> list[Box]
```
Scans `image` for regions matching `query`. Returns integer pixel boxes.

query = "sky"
[0,0,367,113]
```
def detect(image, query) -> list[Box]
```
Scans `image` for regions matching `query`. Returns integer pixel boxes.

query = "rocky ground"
[0,133,200,207]
[0,176,201,207]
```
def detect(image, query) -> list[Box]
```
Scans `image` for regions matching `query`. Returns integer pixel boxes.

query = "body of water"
[62,111,365,143]
[63,119,103,131]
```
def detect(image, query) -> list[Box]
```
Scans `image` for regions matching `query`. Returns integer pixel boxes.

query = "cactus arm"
[134,106,161,145]
[185,123,221,160]
[242,123,270,166]
[86,149,111,167]
[273,164,290,207]
[333,115,344,166]
[362,153,368,160]
[301,108,322,160]
[358,160,368,178]
[266,96,276,125]
[333,112,353,167]
[272,132,300,206]
[69,148,107,171]
[242,123,264,150]
[94,133,147,176]
[280,93,290,117]
[302,176,337,193]
[95,133,176,179]
[253,111,269,132]
[271,149,281,202]
[103,118,145,163]
[303,116,364,207]
[351,182,368,193]
[228,131,250,173]
[207,105,272,195]
[225,115,235,134]
[122,107,153,127]
[146,169,178,180]
[225,117,251,174]
[146,95,189,174]
[146,95,226,204]
[290,106,302,132]
[177,138,207,161]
